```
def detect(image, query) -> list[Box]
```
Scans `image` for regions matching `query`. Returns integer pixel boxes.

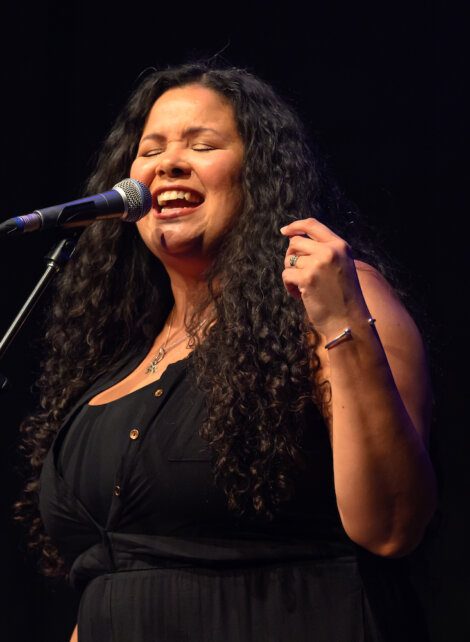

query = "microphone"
[0,178,152,237]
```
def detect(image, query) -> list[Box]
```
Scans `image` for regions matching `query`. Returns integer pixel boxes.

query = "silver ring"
[289,254,299,267]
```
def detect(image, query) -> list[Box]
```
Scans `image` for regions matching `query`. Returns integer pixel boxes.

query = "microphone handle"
[0,219,19,236]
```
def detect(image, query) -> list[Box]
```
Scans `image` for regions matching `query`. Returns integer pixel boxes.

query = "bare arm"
[281,219,437,557]
[318,263,436,556]
[69,625,78,642]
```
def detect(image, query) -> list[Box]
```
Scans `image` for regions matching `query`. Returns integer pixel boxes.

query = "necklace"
[145,310,206,375]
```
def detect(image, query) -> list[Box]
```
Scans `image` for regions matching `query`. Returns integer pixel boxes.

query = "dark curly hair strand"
[14,62,381,578]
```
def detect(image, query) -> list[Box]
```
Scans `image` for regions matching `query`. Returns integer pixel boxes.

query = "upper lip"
[152,185,205,209]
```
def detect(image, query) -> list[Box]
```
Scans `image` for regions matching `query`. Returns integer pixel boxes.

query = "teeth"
[157,190,202,205]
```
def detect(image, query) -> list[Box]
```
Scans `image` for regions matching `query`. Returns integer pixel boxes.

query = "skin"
[281,219,437,556]
[132,85,244,273]
[89,84,437,560]
[89,85,245,403]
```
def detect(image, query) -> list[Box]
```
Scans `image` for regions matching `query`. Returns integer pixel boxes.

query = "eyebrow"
[140,127,227,144]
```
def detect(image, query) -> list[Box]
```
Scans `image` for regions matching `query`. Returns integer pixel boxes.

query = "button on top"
[154,388,164,397]
[129,428,140,440]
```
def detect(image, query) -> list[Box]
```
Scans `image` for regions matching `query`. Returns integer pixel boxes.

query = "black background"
[1,1,467,640]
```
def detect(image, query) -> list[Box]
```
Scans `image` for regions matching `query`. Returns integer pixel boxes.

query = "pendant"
[146,346,166,374]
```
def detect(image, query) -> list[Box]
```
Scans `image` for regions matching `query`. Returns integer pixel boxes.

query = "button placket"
[106,370,175,532]
[112,426,142,501]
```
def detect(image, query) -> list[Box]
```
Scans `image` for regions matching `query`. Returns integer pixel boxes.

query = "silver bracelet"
[324,317,376,350]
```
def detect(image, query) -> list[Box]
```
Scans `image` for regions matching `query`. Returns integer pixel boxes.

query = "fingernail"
[280,226,287,233]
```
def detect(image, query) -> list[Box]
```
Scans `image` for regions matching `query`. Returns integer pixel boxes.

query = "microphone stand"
[0,236,78,393]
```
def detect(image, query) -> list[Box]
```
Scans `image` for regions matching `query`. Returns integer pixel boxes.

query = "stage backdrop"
[1,2,467,641]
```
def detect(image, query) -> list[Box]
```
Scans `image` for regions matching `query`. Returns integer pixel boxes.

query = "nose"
[156,155,192,179]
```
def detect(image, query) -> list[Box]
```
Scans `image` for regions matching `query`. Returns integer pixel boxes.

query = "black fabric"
[38,352,429,641]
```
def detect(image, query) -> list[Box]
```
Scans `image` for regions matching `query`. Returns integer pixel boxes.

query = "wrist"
[319,304,373,343]
[324,317,376,350]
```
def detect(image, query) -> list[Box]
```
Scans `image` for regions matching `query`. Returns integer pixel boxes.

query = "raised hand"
[280,218,371,338]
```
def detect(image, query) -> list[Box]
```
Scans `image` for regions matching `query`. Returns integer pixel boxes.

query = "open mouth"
[154,189,205,213]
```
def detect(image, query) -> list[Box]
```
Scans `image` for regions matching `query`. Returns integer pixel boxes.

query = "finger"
[281,268,303,299]
[285,235,318,256]
[280,217,342,243]
[284,254,305,269]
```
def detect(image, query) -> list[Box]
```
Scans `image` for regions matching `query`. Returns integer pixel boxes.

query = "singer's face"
[131,84,244,264]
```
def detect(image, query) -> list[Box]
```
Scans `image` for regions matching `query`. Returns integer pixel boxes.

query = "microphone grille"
[113,178,152,222]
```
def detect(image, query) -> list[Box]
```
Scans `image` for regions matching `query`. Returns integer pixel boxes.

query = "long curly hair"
[14,62,383,578]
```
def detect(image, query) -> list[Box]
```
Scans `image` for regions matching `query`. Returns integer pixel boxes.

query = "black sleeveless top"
[38,351,428,641]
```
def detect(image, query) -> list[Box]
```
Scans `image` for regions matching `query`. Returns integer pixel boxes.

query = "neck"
[164,259,211,330]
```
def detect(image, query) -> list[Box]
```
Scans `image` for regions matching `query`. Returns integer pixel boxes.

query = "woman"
[16,63,437,641]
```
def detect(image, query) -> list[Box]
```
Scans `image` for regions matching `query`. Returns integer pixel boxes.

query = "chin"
[161,231,205,256]
[137,213,230,264]
[138,224,204,260]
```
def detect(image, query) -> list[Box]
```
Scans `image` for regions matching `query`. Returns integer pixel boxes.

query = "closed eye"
[142,149,164,157]
[192,144,215,151]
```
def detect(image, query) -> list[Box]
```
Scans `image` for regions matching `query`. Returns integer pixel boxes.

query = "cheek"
[129,159,139,179]
[209,165,243,200]
[130,158,153,184]
[223,173,244,209]
[202,152,243,189]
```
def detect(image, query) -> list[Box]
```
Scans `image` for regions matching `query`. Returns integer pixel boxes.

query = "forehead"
[142,85,238,135]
